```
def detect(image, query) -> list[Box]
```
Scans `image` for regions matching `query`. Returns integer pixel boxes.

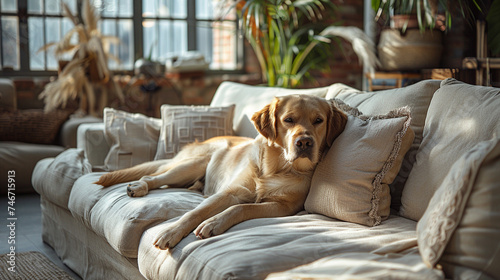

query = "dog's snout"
[295,136,314,150]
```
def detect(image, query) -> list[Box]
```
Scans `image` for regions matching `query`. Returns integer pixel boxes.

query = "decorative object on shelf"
[372,0,500,71]
[221,0,379,88]
[377,29,443,71]
[38,0,124,116]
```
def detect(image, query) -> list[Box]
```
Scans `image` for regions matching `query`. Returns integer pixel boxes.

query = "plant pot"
[377,29,443,71]
[391,15,419,29]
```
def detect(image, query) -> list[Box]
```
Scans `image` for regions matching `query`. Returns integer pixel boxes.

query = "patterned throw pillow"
[154,105,235,160]
[0,109,72,144]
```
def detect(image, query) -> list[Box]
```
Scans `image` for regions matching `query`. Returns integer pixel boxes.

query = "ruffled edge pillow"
[305,107,414,226]
[417,137,500,268]
[154,104,235,160]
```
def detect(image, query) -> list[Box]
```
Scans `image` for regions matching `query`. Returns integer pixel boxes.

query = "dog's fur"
[95,94,347,250]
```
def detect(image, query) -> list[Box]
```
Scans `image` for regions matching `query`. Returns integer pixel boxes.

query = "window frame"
[0,0,245,77]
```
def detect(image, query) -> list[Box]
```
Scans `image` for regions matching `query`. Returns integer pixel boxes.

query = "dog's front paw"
[154,225,185,250]
[194,216,225,239]
[127,181,148,197]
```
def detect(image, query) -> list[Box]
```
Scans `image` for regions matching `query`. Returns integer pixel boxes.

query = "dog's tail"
[94,160,170,187]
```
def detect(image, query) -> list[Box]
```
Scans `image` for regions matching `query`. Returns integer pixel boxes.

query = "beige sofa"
[0,78,100,194]
[32,78,500,279]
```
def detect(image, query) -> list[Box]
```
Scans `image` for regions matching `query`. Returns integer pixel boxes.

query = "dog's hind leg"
[126,156,209,197]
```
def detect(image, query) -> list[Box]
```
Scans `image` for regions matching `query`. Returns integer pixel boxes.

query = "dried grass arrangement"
[39,0,124,116]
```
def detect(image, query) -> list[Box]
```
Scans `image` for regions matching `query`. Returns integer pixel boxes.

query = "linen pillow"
[400,79,500,221]
[103,108,161,171]
[423,137,500,279]
[417,138,499,269]
[154,104,235,160]
[31,148,92,208]
[326,80,440,212]
[305,108,414,226]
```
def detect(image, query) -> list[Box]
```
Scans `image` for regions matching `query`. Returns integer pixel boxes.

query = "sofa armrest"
[77,123,110,169]
[59,116,102,148]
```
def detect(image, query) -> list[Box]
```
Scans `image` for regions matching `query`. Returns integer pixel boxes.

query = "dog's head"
[251,94,347,170]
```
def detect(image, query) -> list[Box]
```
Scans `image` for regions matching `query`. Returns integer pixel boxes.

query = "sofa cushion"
[137,215,442,280]
[210,81,331,138]
[267,251,443,280]
[68,172,204,258]
[401,79,500,221]
[417,138,498,269]
[0,109,72,144]
[103,108,161,171]
[420,137,500,279]
[32,148,92,208]
[305,109,414,226]
[154,104,235,160]
[326,80,440,211]
[0,142,65,194]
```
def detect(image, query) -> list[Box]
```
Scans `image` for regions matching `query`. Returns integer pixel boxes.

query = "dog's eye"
[284,117,293,123]
[314,118,323,124]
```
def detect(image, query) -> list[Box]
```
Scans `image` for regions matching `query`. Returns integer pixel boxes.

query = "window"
[0,0,242,75]
[1,0,21,70]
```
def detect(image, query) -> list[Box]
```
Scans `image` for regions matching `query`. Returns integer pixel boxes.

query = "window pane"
[208,21,237,70]
[197,24,213,65]
[118,0,133,17]
[101,19,117,68]
[158,0,169,17]
[102,0,118,17]
[196,0,214,20]
[1,16,20,70]
[29,17,45,70]
[158,20,171,58]
[45,17,61,70]
[63,0,77,15]
[143,0,157,17]
[172,0,186,18]
[172,21,187,54]
[143,20,157,59]
[45,0,61,15]
[1,0,17,12]
[28,0,43,14]
[117,19,134,69]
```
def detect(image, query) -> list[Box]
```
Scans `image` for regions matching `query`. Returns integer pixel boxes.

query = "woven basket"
[378,29,443,71]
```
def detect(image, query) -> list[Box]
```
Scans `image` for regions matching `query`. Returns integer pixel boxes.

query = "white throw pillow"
[103,108,161,171]
[154,104,235,160]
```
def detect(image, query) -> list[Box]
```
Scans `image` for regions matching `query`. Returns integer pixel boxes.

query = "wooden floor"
[1,193,82,280]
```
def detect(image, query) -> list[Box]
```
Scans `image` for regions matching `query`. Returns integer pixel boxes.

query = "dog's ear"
[326,100,348,147]
[251,97,279,145]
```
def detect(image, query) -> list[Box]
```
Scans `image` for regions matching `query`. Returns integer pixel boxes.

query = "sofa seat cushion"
[68,172,205,258]
[138,214,442,280]
[0,141,65,194]
[267,251,443,280]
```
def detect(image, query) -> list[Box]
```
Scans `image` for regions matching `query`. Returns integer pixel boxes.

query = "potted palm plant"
[222,0,379,88]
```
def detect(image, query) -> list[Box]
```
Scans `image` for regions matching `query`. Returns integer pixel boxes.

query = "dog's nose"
[295,136,314,150]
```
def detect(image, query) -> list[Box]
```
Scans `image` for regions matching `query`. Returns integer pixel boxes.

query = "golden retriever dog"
[95,94,347,250]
